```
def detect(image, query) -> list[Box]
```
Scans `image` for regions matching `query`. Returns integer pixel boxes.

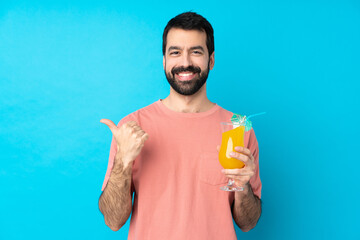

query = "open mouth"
[171,66,201,81]
[176,71,197,81]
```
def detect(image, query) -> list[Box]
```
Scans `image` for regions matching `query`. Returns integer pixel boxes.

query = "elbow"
[100,208,130,231]
[240,224,255,232]
[234,220,256,232]
[108,224,121,232]
[238,212,261,232]
[238,213,261,232]
[105,218,124,232]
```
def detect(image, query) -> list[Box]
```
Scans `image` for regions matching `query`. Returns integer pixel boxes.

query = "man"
[99,12,261,239]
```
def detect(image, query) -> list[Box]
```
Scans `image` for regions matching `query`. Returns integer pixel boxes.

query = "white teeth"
[178,73,194,77]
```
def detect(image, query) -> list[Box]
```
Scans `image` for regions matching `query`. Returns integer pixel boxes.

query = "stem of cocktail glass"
[228,179,244,191]
[228,179,235,187]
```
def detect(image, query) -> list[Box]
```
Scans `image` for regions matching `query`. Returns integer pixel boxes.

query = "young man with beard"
[98,12,262,239]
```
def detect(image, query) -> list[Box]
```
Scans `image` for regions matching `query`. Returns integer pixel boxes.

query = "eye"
[169,51,180,56]
[192,50,203,55]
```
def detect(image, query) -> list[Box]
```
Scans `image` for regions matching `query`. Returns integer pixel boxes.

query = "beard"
[165,63,210,96]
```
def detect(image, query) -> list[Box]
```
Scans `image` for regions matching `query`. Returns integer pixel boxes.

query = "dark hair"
[162,12,214,56]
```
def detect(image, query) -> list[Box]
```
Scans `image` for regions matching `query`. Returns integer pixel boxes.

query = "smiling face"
[163,28,214,96]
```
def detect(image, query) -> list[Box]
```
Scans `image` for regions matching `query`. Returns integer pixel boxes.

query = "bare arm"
[232,183,261,231]
[98,152,133,231]
[98,120,148,231]
[221,146,262,231]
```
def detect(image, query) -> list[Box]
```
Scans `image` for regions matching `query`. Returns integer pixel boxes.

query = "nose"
[180,52,192,68]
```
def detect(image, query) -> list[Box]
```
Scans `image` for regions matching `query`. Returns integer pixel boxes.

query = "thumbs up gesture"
[100,119,149,168]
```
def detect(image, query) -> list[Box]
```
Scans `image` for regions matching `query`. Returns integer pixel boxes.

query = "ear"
[209,52,215,70]
[163,56,165,70]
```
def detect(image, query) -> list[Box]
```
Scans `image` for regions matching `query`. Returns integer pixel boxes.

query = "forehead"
[166,28,207,50]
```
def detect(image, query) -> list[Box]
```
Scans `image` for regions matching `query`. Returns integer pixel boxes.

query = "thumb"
[100,119,117,132]
[142,132,149,141]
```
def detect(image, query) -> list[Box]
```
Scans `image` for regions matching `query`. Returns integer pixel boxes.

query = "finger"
[135,130,148,139]
[234,146,251,156]
[223,169,254,176]
[229,151,252,164]
[223,172,254,180]
[222,168,253,175]
[129,127,142,135]
[132,125,142,131]
[224,171,254,177]
[141,132,149,141]
[126,121,139,127]
[226,176,249,185]
[233,180,249,188]
[100,119,117,131]
[224,174,253,181]
[226,177,251,186]
[216,145,220,152]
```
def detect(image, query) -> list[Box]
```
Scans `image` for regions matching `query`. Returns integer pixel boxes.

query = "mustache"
[171,66,201,75]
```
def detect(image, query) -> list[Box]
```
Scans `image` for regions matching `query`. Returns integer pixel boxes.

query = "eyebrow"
[189,46,205,52]
[168,46,181,52]
[167,46,205,52]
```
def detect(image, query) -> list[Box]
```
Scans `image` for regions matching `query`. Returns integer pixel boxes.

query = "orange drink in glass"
[219,122,245,191]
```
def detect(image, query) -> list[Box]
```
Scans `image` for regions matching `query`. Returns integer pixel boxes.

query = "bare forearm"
[99,153,133,231]
[232,183,262,232]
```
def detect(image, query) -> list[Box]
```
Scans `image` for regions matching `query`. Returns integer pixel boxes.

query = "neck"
[162,84,215,113]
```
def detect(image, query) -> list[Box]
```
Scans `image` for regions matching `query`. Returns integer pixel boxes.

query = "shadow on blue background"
[1,1,359,239]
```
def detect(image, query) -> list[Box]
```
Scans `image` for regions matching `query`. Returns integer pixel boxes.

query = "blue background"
[1,0,359,239]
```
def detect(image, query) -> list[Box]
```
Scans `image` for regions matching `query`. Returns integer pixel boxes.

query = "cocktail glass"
[219,122,246,191]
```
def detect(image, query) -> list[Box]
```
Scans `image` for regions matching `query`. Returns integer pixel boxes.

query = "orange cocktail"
[219,125,245,169]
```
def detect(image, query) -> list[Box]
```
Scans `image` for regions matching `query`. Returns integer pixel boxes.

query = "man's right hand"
[100,119,149,168]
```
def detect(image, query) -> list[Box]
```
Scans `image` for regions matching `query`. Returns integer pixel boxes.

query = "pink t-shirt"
[102,100,261,239]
